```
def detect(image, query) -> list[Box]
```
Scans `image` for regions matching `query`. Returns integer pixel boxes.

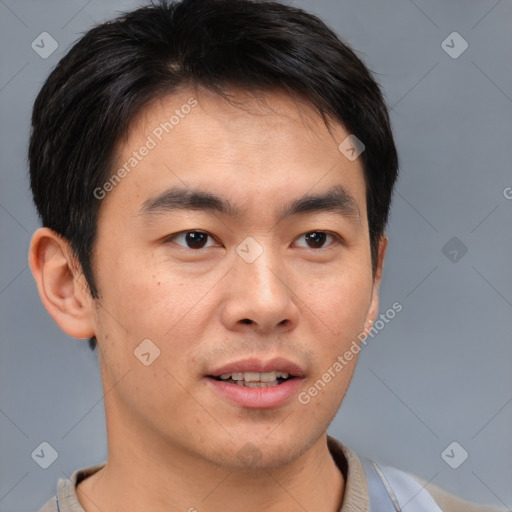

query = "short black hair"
[29,0,399,352]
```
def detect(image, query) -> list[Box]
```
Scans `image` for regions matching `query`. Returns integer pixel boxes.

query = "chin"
[204,428,318,471]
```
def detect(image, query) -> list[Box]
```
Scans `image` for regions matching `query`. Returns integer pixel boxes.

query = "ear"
[363,235,388,334]
[28,227,96,339]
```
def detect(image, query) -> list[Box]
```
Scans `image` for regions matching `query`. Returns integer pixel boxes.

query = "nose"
[220,242,299,335]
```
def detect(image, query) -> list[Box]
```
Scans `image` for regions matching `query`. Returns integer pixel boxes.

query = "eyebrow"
[138,184,360,223]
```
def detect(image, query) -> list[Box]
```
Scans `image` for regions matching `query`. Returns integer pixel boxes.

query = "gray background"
[0,0,511,510]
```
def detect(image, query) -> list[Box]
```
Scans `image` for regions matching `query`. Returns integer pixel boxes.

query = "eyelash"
[165,230,340,250]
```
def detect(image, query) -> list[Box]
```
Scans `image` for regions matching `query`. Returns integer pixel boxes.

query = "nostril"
[241,319,253,324]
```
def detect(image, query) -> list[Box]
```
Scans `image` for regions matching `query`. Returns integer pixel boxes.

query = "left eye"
[295,231,336,249]
[167,231,218,249]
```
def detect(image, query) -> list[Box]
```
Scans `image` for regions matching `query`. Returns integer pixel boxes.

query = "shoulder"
[37,461,106,512]
[327,435,508,512]
[38,495,57,512]
[412,474,509,512]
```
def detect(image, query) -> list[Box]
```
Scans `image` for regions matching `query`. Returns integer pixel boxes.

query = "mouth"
[209,371,294,388]
[205,358,305,409]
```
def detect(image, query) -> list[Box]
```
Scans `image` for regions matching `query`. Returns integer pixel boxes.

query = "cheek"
[98,248,175,326]
[299,270,372,406]
[98,257,221,362]
[304,269,373,337]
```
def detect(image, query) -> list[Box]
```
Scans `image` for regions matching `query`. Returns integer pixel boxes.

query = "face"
[81,87,384,470]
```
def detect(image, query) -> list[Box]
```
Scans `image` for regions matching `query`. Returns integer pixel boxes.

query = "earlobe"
[28,227,96,339]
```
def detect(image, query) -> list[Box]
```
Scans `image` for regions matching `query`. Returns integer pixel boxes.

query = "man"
[28,0,506,510]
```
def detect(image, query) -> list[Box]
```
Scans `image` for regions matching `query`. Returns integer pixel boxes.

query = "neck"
[76,430,345,512]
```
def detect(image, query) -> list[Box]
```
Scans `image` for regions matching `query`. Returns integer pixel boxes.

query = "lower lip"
[206,377,303,409]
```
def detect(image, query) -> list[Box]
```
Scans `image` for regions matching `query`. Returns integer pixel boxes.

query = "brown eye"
[296,231,335,249]
[305,232,327,248]
[168,231,216,249]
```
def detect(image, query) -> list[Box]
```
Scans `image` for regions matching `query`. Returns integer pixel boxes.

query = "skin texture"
[29,87,387,512]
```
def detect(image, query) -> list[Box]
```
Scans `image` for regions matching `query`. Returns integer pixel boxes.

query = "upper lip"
[207,357,305,378]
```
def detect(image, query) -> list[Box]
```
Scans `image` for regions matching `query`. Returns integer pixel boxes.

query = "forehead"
[104,87,367,222]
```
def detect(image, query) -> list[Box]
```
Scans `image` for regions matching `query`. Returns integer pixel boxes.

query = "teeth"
[260,371,277,382]
[243,372,261,382]
[238,380,279,388]
[218,371,290,382]
[261,380,278,387]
